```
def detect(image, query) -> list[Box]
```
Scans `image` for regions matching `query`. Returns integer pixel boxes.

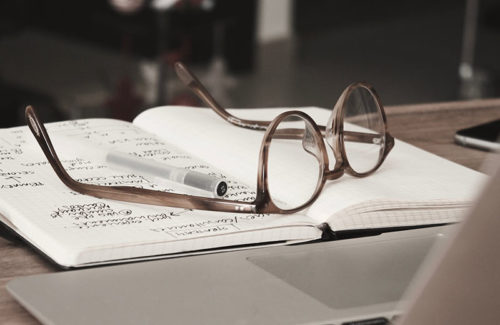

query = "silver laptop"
[398,156,500,325]
[7,164,500,324]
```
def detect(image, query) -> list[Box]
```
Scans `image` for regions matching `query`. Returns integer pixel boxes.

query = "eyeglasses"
[25,62,394,214]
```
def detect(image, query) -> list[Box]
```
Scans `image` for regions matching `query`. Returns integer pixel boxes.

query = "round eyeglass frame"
[25,65,393,215]
[252,83,393,214]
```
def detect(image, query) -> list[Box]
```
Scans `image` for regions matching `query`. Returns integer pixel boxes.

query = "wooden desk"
[2,99,500,324]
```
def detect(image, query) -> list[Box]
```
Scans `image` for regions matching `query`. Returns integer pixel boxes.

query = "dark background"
[0,0,499,127]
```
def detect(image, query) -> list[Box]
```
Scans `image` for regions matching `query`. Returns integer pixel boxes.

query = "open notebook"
[0,106,485,268]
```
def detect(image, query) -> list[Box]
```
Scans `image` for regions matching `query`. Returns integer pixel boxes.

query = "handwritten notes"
[150,214,267,238]
[0,118,317,266]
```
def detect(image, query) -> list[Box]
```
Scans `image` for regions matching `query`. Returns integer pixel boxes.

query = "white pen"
[106,151,227,197]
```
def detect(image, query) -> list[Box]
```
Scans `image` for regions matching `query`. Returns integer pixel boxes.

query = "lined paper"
[0,105,486,266]
[135,106,486,228]
[0,119,320,266]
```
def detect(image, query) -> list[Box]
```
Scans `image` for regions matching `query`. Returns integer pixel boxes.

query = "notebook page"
[0,119,320,267]
[328,203,468,231]
[134,106,485,227]
[134,107,335,205]
[313,139,486,229]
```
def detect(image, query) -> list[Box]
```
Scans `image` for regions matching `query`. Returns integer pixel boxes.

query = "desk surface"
[2,99,500,324]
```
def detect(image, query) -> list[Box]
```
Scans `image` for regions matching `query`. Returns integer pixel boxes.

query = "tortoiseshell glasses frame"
[25,62,394,214]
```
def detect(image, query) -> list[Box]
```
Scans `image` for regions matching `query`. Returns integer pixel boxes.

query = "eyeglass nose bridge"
[325,168,344,181]
[323,124,346,181]
[301,123,323,160]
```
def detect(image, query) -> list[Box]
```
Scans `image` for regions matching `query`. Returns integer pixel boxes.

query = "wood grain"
[1,98,500,324]
[386,100,500,170]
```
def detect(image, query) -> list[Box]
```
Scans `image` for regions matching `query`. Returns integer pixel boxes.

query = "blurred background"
[0,0,499,126]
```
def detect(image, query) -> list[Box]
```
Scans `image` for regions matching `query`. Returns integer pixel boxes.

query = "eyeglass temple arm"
[26,105,79,189]
[174,62,380,144]
[25,106,258,213]
[342,131,385,144]
[175,62,270,131]
[264,128,382,145]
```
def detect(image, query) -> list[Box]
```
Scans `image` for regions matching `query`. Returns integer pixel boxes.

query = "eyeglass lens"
[267,115,322,210]
[342,87,385,174]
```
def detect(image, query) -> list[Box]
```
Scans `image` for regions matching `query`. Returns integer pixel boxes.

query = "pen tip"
[216,181,228,197]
